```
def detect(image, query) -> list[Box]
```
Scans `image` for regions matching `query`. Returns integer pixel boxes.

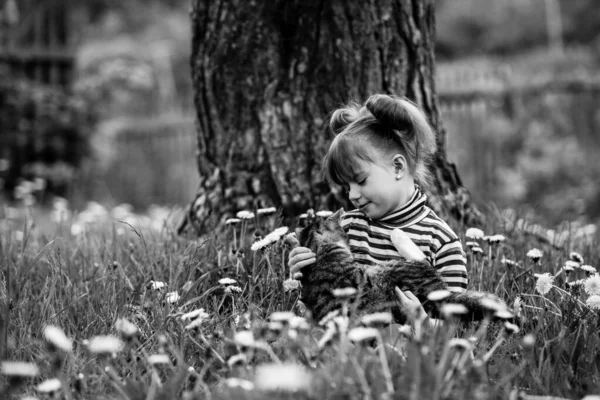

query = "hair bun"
[329,105,360,134]
[365,94,411,131]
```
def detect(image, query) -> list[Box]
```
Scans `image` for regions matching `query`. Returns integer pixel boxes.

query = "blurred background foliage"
[1,0,599,228]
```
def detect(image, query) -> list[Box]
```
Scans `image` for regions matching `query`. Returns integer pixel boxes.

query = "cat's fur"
[293,209,507,324]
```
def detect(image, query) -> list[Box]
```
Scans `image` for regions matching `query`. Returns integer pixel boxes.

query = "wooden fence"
[0,0,74,86]
[96,58,600,212]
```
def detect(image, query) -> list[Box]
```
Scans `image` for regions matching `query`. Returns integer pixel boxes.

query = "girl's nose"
[348,184,360,201]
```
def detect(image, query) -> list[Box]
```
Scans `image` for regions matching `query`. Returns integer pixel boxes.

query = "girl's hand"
[394,287,427,321]
[391,228,426,261]
[288,247,316,274]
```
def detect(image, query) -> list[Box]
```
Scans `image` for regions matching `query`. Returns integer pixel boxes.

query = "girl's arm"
[433,239,468,292]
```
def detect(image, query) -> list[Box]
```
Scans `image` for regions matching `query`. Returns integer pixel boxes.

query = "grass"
[0,200,599,400]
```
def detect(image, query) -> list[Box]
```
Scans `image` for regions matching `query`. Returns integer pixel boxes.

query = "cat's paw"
[390,228,426,261]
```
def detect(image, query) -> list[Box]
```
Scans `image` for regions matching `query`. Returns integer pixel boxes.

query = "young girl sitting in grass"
[289,94,468,313]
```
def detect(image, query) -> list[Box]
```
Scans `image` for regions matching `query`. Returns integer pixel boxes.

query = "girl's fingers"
[290,257,316,273]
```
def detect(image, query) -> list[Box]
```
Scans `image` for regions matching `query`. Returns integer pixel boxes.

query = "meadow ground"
[0,199,599,400]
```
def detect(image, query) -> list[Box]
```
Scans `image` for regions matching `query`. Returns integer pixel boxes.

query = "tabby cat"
[289,209,507,324]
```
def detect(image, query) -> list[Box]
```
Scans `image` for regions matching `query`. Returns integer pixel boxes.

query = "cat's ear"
[330,208,345,222]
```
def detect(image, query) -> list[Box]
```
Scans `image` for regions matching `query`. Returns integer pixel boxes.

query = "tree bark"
[179,0,482,235]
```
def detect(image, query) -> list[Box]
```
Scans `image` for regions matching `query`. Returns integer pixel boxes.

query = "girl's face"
[345,155,414,220]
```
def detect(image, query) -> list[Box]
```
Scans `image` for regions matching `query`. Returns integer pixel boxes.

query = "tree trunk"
[179,0,482,235]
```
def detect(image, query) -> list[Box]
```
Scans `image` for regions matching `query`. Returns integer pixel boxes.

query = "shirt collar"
[378,185,428,225]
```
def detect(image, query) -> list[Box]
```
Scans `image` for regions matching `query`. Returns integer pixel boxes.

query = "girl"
[289,94,468,297]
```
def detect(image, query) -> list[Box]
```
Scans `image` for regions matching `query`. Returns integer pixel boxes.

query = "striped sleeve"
[433,239,468,292]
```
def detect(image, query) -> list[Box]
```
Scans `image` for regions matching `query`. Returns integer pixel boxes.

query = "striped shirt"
[340,186,469,292]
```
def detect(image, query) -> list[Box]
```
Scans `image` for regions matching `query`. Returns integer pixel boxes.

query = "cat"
[289,209,509,325]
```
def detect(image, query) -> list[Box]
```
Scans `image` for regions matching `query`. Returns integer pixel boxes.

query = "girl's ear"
[392,154,407,174]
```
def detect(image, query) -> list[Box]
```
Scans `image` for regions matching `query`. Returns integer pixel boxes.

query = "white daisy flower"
[494,309,515,320]
[501,257,519,267]
[283,279,301,292]
[254,363,311,392]
[440,303,469,318]
[225,218,241,225]
[527,249,543,262]
[586,295,600,310]
[465,228,485,240]
[298,213,308,219]
[181,308,209,321]
[234,331,256,348]
[43,325,72,352]
[347,327,379,342]
[569,251,584,264]
[270,311,296,323]
[360,312,393,326]
[185,318,206,330]
[427,290,452,302]
[448,338,472,349]
[564,260,579,271]
[289,316,310,332]
[236,211,255,220]
[534,273,554,295]
[149,280,167,290]
[503,321,520,335]
[0,361,39,377]
[87,335,124,354]
[115,318,138,338]
[227,353,247,368]
[226,377,254,390]
[465,241,479,248]
[225,285,243,295]
[471,246,483,254]
[147,354,171,365]
[36,378,62,393]
[522,334,536,347]
[316,210,333,218]
[584,275,600,296]
[489,234,506,244]
[165,291,180,304]
[257,207,277,215]
[218,278,237,285]
[581,265,597,274]
[332,287,357,299]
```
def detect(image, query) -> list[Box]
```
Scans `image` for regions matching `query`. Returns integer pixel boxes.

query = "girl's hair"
[323,94,438,192]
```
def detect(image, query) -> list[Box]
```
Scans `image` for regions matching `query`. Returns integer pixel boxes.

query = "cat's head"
[296,208,350,255]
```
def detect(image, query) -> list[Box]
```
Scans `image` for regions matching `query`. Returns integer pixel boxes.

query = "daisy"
[43,325,72,352]
[501,257,519,267]
[316,210,333,218]
[0,361,39,378]
[569,251,584,264]
[527,249,543,262]
[226,377,254,390]
[427,289,452,302]
[347,327,379,342]
[149,280,167,290]
[165,291,180,304]
[181,308,209,321]
[489,234,506,244]
[332,287,357,299]
[270,311,296,323]
[534,273,554,295]
[147,354,171,365]
[360,312,393,326]
[236,211,255,220]
[440,303,468,318]
[465,241,479,248]
[471,246,484,255]
[218,278,237,285]
[257,207,277,215]
[87,335,124,354]
[227,353,247,368]
[449,338,472,350]
[115,318,138,339]
[225,218,241,225]
[465,228,485,240]
[503,321,520,335]
[563,260,579,273]
[254,363,311,392]
[234,331,256,348]
[225,286,242,295]
[480,297,506,312]
[283,279,301,292]
[581,265,597,275]
[36,378,62,393]
[289,316,310,332]
[584,275,600,296]
[586,295,600,310]
[522,334,536,347]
